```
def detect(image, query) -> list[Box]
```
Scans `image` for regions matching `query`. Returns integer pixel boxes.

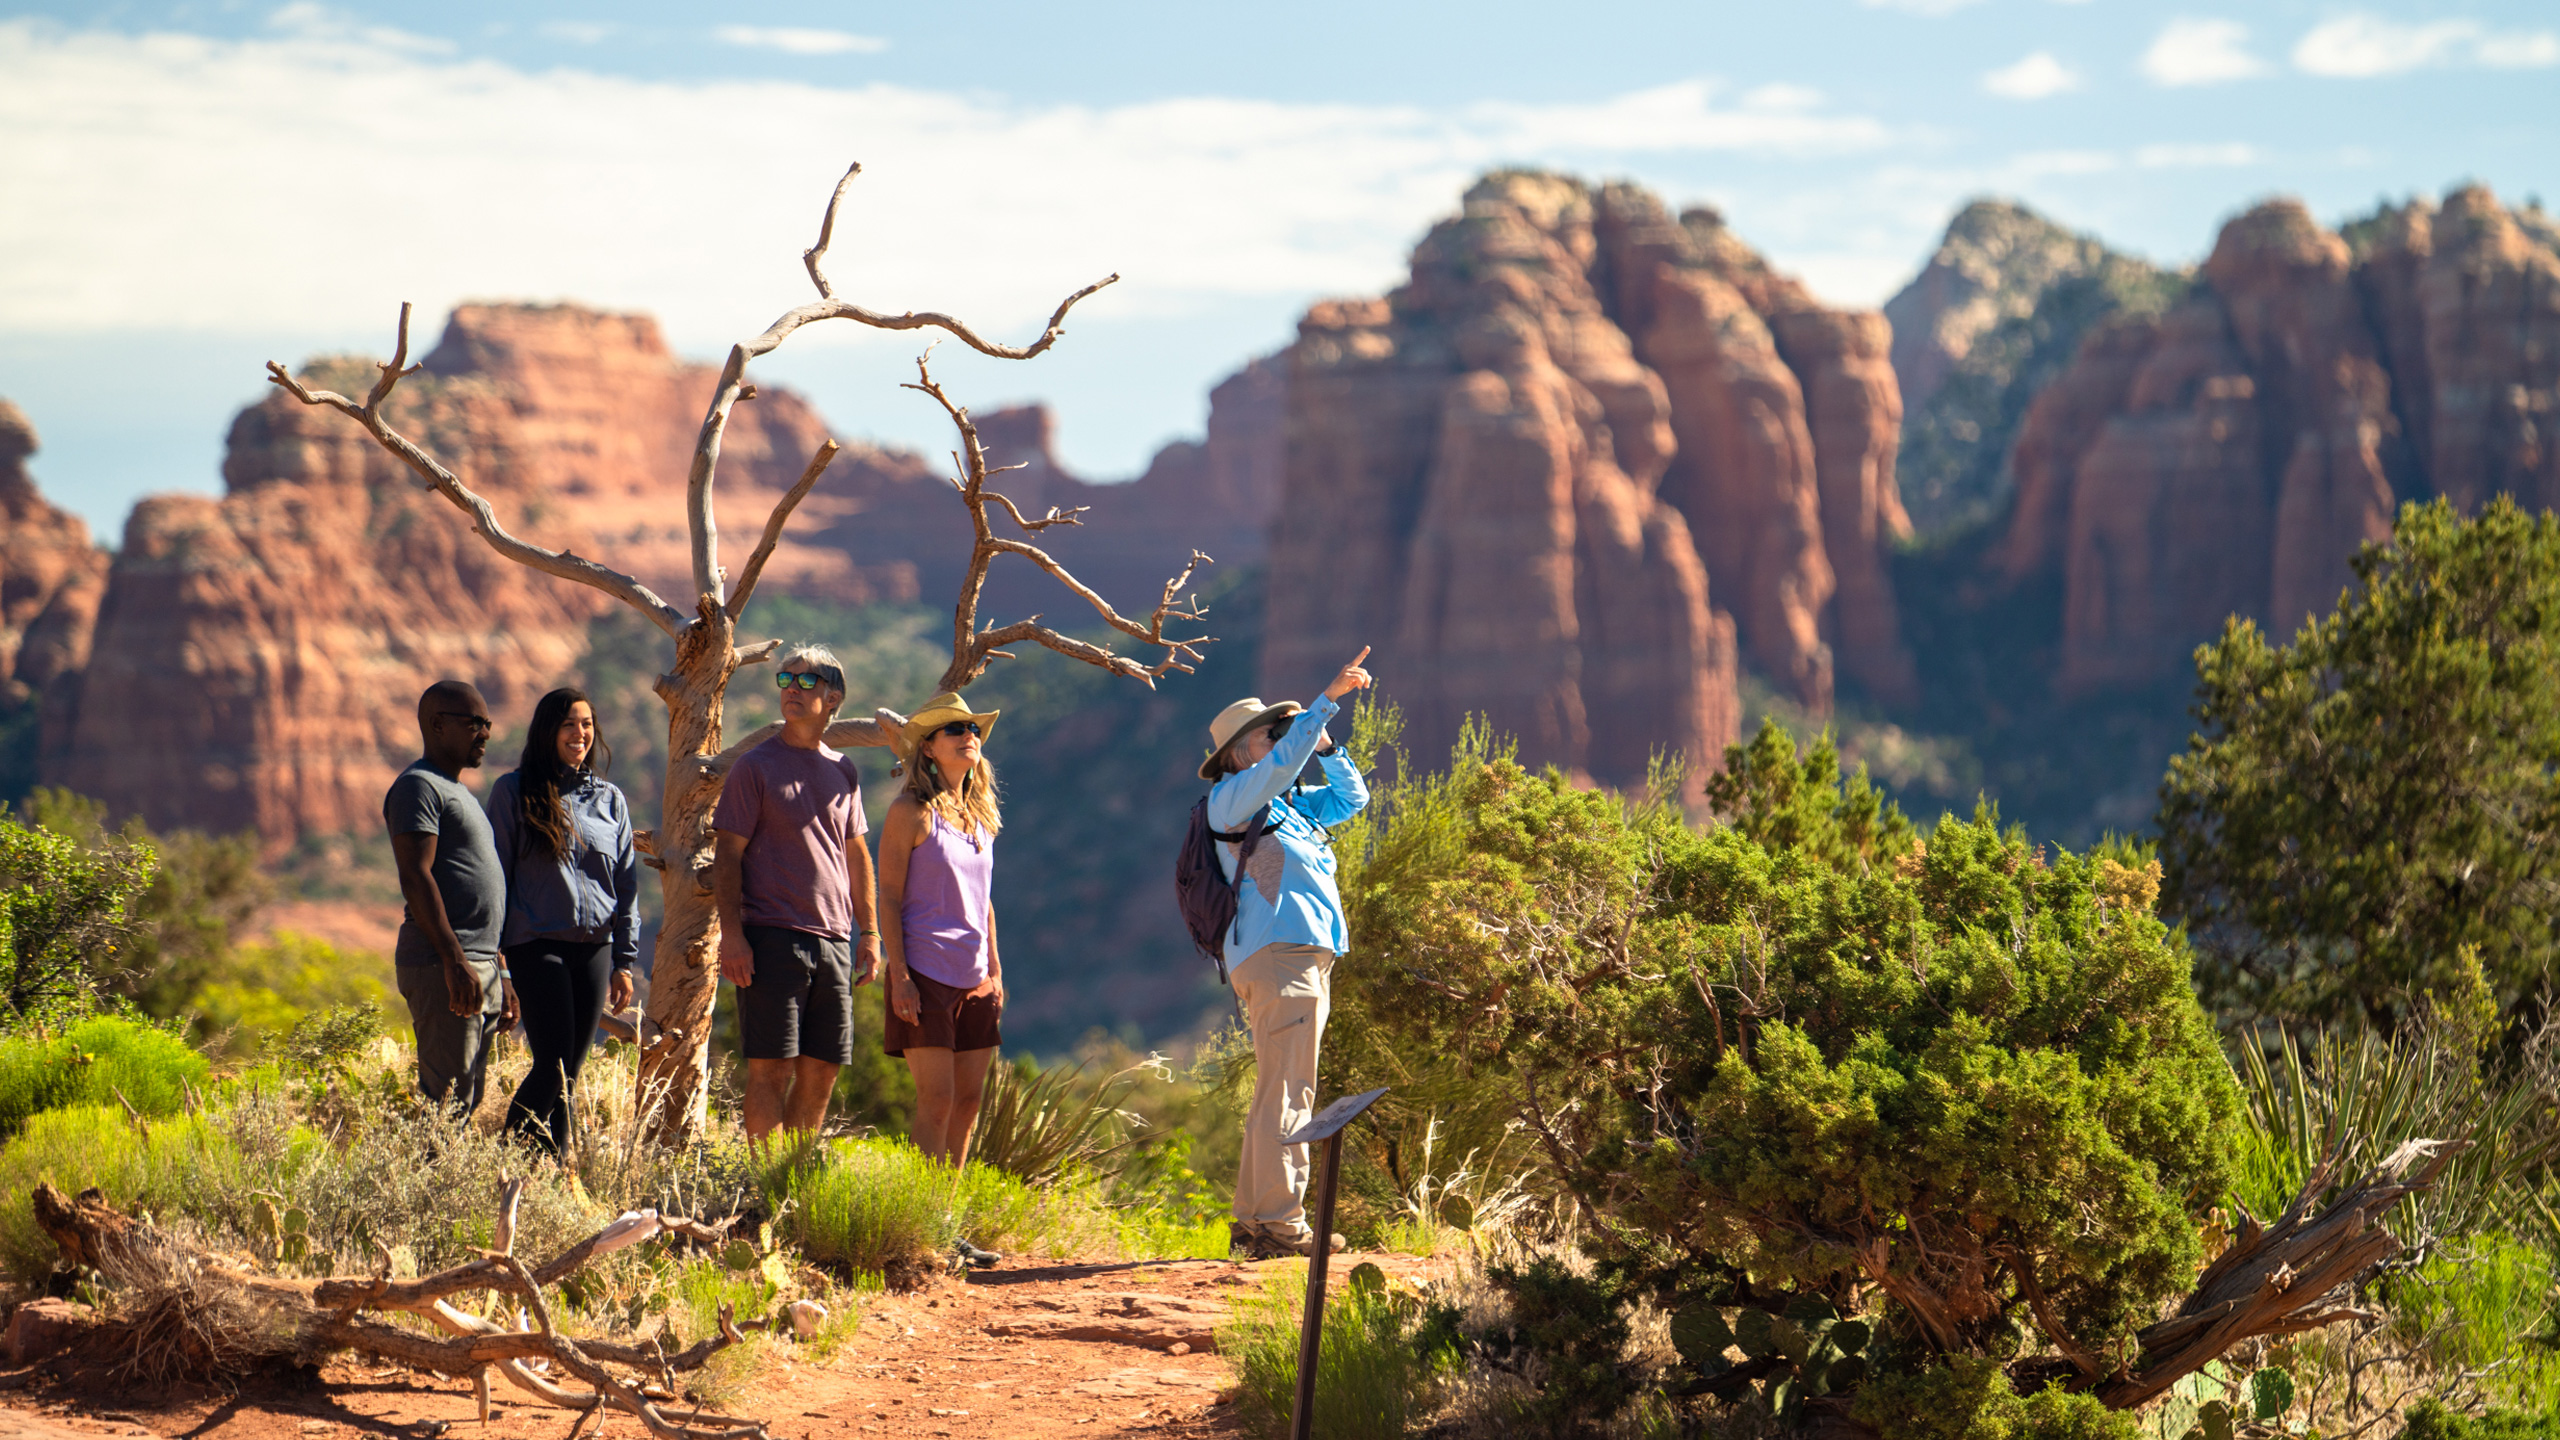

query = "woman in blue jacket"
[488,687,639,1156]
[1202,647,1373,1258]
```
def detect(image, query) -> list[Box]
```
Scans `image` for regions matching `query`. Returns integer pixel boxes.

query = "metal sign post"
[1280,1086,1390,1440]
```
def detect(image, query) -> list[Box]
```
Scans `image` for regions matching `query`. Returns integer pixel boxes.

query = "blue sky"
[2,1,2554,538]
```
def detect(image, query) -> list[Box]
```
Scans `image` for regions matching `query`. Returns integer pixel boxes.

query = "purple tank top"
[901,812,994,988]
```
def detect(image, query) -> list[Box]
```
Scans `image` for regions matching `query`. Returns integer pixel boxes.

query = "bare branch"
[263,305,690,638]
[683,163,1116,619]
[732,638,784,668]
[898,356,1214,693]
[802,162,861,300]
[985,492,1090,533]
[727,439,839,622]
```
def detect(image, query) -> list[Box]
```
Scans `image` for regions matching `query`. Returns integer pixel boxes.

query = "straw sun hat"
[1199,697,1305,781]
[895,690,1001,765]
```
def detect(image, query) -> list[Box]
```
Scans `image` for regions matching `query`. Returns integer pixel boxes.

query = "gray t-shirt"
[385,759,506,963]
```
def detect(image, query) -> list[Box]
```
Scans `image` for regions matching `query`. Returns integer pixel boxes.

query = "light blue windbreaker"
[1206,692,1370,966]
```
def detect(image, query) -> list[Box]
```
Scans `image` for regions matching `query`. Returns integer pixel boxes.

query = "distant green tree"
[2158,498,2560,1030]
[12,788,272,1017]
[0,803,155,1019]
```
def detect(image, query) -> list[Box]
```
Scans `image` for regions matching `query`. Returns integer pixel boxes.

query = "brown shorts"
[884,970,1002,1056]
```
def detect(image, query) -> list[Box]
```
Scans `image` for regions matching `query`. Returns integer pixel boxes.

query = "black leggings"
[503,938,612,1155]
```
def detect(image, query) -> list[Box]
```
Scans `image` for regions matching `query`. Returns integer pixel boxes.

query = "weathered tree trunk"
[636,601,740,1140]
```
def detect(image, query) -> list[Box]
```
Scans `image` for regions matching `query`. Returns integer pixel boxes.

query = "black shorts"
[735,925,855,1064]
[884,971,1002,1056]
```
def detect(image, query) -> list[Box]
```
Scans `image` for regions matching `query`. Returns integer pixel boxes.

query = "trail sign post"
[1280,1086,1390,1440]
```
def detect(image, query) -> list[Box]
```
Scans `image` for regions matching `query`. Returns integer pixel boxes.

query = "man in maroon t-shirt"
[713,644,882,1141]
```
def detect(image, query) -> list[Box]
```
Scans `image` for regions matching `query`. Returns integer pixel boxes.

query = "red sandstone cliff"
[0,402,108,701]
[1262,170,1915,799]
[1993,185,2560,695]
[36,306,1275,850]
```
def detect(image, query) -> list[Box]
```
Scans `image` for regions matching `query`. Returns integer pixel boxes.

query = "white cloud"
[538,21,614,45]
[712,26,889,57]
[2292,13,2560,76]
[1982,52,2082,99]
[2134,142,2260,168]
[2140,18,2270,86]
[0,19,1900,345]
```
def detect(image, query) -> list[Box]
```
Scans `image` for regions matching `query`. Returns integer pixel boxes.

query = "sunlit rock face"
[1263,170,1920,800]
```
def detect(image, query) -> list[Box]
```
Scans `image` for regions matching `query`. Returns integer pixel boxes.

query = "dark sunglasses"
[776,667,844,692]
[933,720,983,738]
[433,710,494,735]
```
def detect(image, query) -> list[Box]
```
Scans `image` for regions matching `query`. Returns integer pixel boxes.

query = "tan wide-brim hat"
[896,690,1001,762]
[1200,696,1304,781]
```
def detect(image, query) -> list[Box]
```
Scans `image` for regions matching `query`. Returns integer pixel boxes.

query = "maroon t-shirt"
[712,738,870,939]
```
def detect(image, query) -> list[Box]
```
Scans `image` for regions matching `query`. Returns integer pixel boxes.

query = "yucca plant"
[2229,1015,2560,1264]
[966,1053,1159,1187]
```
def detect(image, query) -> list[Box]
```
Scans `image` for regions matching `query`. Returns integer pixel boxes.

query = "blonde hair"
[903,747,1002,837]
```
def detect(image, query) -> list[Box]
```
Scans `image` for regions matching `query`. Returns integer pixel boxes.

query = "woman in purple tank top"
[879,690,1006,1188]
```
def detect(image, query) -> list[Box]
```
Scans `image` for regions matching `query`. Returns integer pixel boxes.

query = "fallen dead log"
[2096,1136,2463,1408]
[31,1181,765,1440]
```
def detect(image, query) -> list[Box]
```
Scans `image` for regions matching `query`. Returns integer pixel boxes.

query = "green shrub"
[1343,719,2239,1364]
[1217,1262,1456,1440]
[0,1103,240,1282]
[1850,1356,2139,1440]
[0,806,155,1019]
[2400,1400,2560,1439]
[0,1014,211,1136]
[184,931,399,1058]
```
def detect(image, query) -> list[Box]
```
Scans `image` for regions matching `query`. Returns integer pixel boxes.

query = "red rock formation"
[2201,201,2398,631]
[1994,185,2560,695]
[1264,176,1742,796]
[1262,170,1910,794]
[37,305,1277,850]
[43,362,611,847]
[0,402,107,700]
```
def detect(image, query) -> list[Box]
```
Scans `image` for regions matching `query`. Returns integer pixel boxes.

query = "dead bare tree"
[36,1181,764,1439]
[266,162,1215,1141]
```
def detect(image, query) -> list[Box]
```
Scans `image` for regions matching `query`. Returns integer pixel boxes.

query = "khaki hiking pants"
[1232,942,1337,1240]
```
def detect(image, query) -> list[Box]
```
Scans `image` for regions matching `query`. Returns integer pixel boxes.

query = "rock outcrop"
[1989,185,2560,695]
[1885,201,2182,538]
[1262,171,1916,796]
[0,402,108,700]
[38,305,1277,850]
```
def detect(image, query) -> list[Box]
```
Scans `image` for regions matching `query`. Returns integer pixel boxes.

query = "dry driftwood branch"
[901,357,1214,693]
[263,306,692,639]
[2096,1136,2465,1408]
[726,440,841,622]
[684,162,1117,609]
[34,1182,763,1440]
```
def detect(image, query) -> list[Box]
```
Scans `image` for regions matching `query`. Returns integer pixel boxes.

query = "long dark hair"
[516,687,609,861]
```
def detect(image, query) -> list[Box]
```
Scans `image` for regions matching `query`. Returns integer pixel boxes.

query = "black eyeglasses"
[934,720,982,738]
[434,711,494,735]
[777,667,843,692]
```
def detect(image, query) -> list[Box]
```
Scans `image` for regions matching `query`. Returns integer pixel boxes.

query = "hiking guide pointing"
[1199,647,1373,1258]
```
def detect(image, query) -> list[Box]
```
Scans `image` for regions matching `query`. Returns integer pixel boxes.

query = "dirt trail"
[0,1252,1444,1440]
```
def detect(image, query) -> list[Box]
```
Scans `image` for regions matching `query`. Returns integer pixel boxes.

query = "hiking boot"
[953,1239,1004,1269]
[1243,1228,1344,1260]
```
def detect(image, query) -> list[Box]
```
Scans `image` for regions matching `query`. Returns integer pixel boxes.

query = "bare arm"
[846,828,880,986]
[713,830,753,986]
[875,798,922,1024]
[390,832,482,1018]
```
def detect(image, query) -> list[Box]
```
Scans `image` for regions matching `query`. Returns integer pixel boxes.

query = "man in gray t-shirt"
[386,679,520,1113]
